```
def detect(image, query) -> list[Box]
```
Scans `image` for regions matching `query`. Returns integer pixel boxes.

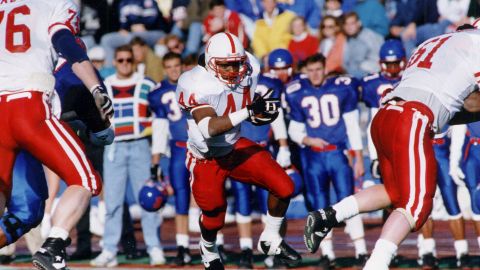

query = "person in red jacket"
[202,0,248,48]
[288,16,319,65]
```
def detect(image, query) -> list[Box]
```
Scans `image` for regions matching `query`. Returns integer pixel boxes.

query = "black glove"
[92,85,114,120]
[370,159,381,179]
[150,164,161,182]
[246,89,280,126]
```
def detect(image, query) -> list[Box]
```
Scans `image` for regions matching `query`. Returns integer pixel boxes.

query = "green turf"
[8,253,480,268]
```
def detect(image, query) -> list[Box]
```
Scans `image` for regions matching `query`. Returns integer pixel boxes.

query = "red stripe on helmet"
[224,32,236,54]
[473,18,480,28]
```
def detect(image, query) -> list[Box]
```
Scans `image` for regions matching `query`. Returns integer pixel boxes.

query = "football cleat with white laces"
[304,207,338,253]
[32,238,71,270]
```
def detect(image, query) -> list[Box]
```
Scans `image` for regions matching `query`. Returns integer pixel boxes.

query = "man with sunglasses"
[177,32,301,269]
[91,45,165,267]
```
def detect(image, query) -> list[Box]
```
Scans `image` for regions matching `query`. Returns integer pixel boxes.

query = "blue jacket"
[225,0,263,21]
[278,0,321,30]
[119,0,161,30]
[389,0,417,27]
[354,0,389,36]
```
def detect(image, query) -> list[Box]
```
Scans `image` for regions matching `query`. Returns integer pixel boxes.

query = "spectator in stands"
[288,16,319,65]
[318,15,346,74]
[203,0,248,48]
[180,0,212,56]
[342,0,357,12]
[388,0,416,39]
[225,0,263,39]
[323,0,344,17]
[277,0,322,34]
[87,46,116,79]
[130,37,164,83]
[400,0,469,56]
[78,0,112,49]
[165,35,186,56]
[155,0,189,38]
[252,0,296,59]
[182,53,199,71]
[353,0,389,36]
[100,0,166,67]
[155,34,186,58]
[91,45,165,267]
[342,12,383,78]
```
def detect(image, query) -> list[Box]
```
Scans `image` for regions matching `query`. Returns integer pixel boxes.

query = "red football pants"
[0,91,102,199]
[186,138,294,231]
[371,101,436,231]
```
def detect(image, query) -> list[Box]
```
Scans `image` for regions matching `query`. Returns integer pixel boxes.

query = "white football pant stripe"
[406,110,429,223]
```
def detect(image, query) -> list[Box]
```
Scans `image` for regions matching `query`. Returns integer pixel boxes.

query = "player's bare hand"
[304,137,329,148]
[354,160,365,179]
[92,85,114,120]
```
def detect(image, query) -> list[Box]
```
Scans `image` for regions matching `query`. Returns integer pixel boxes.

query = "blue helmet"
[268,49,293,82]
[138,180,169,212]
[379,39,406,62]
[379,39,406,78]
[268,49,293,69]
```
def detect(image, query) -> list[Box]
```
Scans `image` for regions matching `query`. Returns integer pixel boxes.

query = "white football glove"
[276,146,291,167]
[449,163,466,187]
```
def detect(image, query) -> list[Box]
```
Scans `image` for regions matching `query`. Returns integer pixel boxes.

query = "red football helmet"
[205,32,250,88]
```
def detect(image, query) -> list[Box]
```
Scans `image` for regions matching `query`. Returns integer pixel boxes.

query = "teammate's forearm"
[72,61,102,92]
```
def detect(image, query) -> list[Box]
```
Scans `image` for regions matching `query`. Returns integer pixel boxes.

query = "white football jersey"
[385,30,480,129]
[0,0,79,93]
[176,52,260,158]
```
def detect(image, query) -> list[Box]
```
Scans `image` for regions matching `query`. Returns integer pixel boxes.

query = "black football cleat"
[238,248,253,269]
[420,253,438,270]
[356,253,369,267]
[200,241,224,270]
[457,254,470,268]
[32,237,71,270]
[318,255,335,269]
[304,207,338,253]
[204,258,224,270]
[174,246,192,266]
[0,254,15,265]
[259,240,301,267]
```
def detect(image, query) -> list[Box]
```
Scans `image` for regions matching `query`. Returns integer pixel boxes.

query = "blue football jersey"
[54,60,105,102]
[240,74,284,143]
[360,73,400,108]
[468,122,480,138]
[148,79,188,142]
[286,76,359,147]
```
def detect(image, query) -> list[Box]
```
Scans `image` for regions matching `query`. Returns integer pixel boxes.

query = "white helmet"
[205,32,250,88]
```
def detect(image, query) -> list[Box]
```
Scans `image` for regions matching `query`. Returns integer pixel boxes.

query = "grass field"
[3,217,480,269]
